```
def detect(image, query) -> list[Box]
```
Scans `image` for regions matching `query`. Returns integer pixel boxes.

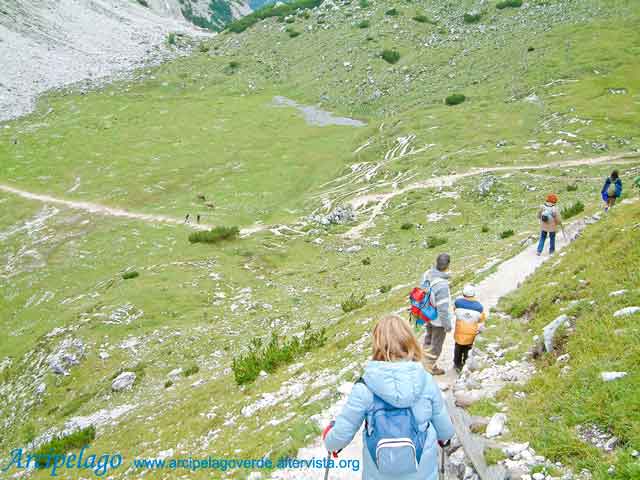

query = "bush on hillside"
[401,222,414,230]
[385,8,399,16]
[359,0,369,7]
[412,14,434,24]
[445,93,466,105]
[167,33,177,45]
[286,27,301,37]
[426,236,447,248]
[232,322,327,385]
[34,427,96,468]
[122,271,139,280]
[561,200,584,219]
[362,257,371,265]
[188,226,240,244]
[341,293,367,313]
[358,19,370,28]
[183,365,200,377]
[227,0,323,33]
[500,229,514,239]
[463,12,482,23]
[381,49,401,64]
[481,225,490,233]
[379,284,392,294]
[199,43,210,53]
[496,0,523,9]
[566,184,578,192]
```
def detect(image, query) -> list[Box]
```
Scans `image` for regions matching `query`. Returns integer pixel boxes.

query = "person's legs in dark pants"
[424,322,432,347]
[549,231,556,254]
[453,343,464,371]
[423,326,447,374]
[461,344,471,367]
[537,230,548,255]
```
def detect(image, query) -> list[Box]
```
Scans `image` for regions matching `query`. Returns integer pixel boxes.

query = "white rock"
[36,382,47,394]
[112,371,136,391]
[99,351,110,360]
[600,371,627,382]
[168,368,183,381]
[532,473,545,480]
[505,442,529,458]
[556,353,570,363]
[486,413,507,438]
[543,314,570,352]
[613,306,640,317]
[259,370,269,378]
[608,290,627,297]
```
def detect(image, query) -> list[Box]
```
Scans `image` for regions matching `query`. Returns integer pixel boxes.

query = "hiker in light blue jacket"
[323,315,455,480]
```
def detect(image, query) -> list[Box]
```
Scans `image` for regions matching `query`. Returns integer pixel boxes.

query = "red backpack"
[409,285,438,327]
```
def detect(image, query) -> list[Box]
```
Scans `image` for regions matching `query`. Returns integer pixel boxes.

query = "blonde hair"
[372,315,423,362]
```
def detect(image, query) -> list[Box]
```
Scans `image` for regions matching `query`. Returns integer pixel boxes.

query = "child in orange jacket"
[453,284,486,372]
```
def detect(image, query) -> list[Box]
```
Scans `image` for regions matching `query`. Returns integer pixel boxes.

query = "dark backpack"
[357,378,428,475]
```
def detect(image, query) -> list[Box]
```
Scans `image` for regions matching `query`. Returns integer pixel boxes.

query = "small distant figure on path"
[601,170,622,212]
[537,193,562,256]
[420,253,452,376]
[322,315,454,479]
[453,285,486,373]
[184,213,190,223]
[196,214,201,224]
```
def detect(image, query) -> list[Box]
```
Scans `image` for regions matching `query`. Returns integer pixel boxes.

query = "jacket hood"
[362,360,426,408]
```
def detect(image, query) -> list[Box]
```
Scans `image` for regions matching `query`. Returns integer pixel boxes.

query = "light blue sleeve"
[425,378,455,441]
[324,383,372,452]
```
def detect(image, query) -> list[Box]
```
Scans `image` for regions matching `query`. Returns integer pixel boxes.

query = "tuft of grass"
[359,0,369,7]
[183,364,200,377]
[481,225,490,233]
[381,49,401,64]
[445,93,466,105]
[485,447,507,465]
[286,28,301,38]
[379,285,392,294]
[227,0,322,33]
[341,293,367,313]
[122,271,139,280]
[229,60,240,70]
[385,8,399,16]
[426,236,447,248]
[34,427,96,468]
[198,43,210,53]
[164,380,173,388]
[188,226,239,244]
[468,398,501,417]
[412,14,434,24]
[167,32,177,45]
[362,257,371,265]
[357,19,370,28]
[496,0,523,9]
[232,322,327,385]
[463,12,482,23]
[136,0,149,7]
[566,184,578,192]
[401,222,414,230]
[561,200,584,219]
[500,229,514,239]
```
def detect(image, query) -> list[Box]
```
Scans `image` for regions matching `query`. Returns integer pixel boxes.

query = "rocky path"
[344,153,638,238]
[270,217,587,480]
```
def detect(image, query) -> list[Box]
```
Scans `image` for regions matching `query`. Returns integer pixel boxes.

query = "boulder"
[486,413,507,438]
[613,306,640,317]
[601,371,627,382]
[542,314,569,352]
[112,372,136,391]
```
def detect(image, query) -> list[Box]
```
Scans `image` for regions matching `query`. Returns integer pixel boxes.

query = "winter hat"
[546,193,558,204]
[462,284,476,298]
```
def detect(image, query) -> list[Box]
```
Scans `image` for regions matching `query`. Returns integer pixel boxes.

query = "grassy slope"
[481,201,640,479]
[0,0,639,478]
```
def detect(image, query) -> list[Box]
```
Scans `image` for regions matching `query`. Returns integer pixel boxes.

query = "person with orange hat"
[536,193,562,256]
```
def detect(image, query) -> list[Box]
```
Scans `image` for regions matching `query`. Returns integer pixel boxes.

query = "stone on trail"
[542,314,570,352]
[608,289,627,297]
[504,442,529,458]
[112,371,136,391]
[486,413,507,438]
[613,306,640,317]
[600,371,627,382]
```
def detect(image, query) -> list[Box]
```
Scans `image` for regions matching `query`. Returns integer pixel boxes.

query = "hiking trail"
[271,217,588,479]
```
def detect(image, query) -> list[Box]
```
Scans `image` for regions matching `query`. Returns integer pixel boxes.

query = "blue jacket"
[601,177,622,200]
[324,360,455,480]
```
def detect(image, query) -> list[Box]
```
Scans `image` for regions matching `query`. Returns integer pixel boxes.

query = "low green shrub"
[359,0,369,7]
[189,226,239,244]
[164,380,173,388]
[183,365,200,377]
[426,236,447,248]
[34,427,96,468]
[286,28,301,38]
[401,222,414,230]
[136,0,149,7]
[566,184,578,192]
[122,271,139,280]
[379,285,392,294]
[500,229,514,239]
[341,293,367,313]
[385,8,399,16]
[362,257,371,265]
[232,322,327,385]
[381,49,401,64]
[229,60,240,70]
[561,200,585,219]
[481,225,490,233]
[463,12,482,23]
[445,93,466,105]
[412,14,433,23]
[227,0,322,33]
[496,0,523,9]
[358,19,370,28]
[167,32,176,45]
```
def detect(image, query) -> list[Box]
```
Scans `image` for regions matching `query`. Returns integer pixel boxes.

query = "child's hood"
[362,360,426,408]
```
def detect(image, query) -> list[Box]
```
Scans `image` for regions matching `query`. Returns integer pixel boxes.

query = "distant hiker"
[420,253,452,376]
[185,213,190,223]
[601,170,622,212]
[196,214,201,224]
[323,315,454,480]
[537,194,562,256]
[453,284,486,373]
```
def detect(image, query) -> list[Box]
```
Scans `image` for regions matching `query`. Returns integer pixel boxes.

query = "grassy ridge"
[493,201,640,478]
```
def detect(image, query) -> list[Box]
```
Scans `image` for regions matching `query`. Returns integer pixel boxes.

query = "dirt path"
[270,218,587,480]
[344,153,638,238]
[0,183,266,236]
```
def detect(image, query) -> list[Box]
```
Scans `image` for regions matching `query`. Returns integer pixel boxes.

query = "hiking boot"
[430,366,446,376]
[536,251,542,256]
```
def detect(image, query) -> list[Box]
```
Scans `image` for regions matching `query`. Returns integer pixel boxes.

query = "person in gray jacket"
[420,253,452,375]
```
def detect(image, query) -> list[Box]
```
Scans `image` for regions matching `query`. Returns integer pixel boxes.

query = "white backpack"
[541,204,555,223]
